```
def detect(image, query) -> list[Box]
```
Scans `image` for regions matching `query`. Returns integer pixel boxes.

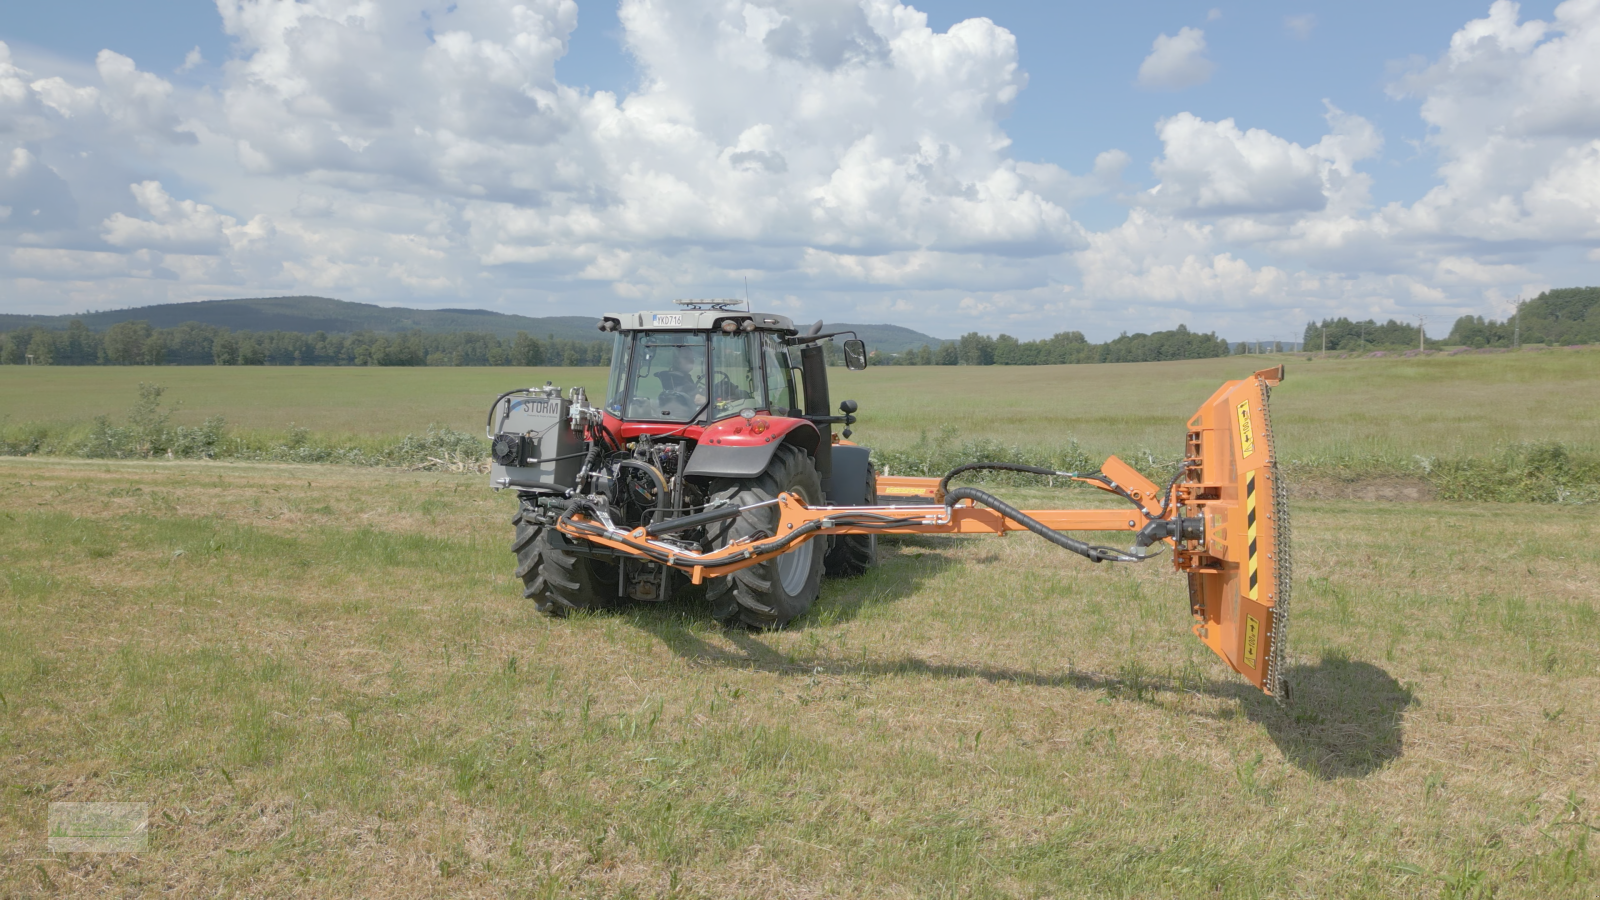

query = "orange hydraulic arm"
[555,366,1292,697]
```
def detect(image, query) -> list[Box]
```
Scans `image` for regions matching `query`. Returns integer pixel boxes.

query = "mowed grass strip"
[3,349,1598,467]
[2,457,1597,897]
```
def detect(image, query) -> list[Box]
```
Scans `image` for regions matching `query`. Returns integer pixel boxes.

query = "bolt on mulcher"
[488,300,1292,698]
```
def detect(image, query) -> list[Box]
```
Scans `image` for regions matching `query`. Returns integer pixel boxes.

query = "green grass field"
[4,349,1598,468]
[2,353,1599,896]
[1,459,1596,897]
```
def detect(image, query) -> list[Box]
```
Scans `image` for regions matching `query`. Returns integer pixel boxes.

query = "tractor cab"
[600,308,795,427]
[489,300,876,623]
[596,302,866,433]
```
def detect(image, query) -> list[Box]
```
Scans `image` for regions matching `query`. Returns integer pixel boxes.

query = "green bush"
[76,384,226,460]
[0,384,489,470]
[1427,442,1599,503]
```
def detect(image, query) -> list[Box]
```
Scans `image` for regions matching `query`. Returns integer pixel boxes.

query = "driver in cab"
[655,347,707,414]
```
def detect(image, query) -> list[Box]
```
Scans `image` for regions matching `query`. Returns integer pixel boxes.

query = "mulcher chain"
[1260,378,1292,702]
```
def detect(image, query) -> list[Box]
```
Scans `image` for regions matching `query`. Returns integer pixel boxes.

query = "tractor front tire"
[824,468,878,578]
[512,505,618,616]
[705,443,825,629]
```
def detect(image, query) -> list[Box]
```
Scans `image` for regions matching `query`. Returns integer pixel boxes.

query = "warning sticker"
[1243,615,1260,669]
[1244,471,1259,600]
[1236,400,1255,458]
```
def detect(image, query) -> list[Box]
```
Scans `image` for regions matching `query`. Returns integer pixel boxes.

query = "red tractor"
[488,300,876,628]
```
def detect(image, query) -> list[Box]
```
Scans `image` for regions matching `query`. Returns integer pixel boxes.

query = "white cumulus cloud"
[1136,27,1214,90]
[1143,103,1381,218]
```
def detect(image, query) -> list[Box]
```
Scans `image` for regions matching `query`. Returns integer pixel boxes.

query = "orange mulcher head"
[1176,366,1293,700]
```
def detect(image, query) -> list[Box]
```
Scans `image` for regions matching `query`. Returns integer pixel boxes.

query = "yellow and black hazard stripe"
[1245,470,1259,600]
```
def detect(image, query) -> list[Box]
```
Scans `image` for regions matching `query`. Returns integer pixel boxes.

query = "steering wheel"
[657,389,694,415]
[713,371,751,402]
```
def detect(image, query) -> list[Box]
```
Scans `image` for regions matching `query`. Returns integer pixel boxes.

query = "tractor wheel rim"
[776,537,814,596]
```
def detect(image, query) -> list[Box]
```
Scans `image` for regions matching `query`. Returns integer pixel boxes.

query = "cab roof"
[601,310,798,334]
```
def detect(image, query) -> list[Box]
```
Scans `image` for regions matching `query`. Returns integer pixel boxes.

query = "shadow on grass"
[633,603,1414,780]
[615,537,1412,780]
[1224,653,1416,779]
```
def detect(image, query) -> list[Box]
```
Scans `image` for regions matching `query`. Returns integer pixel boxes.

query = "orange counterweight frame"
[555,366,1291,697]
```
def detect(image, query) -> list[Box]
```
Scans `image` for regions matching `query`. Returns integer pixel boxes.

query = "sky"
[1,0,1596,343]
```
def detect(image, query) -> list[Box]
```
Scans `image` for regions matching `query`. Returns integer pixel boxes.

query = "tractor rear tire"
[512,505,618,616]
[705,443,825,629]
[824,468,878,578]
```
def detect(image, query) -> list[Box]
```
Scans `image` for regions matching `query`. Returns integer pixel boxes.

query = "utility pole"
[1512,296,1521,349]
[1322,324,1327,356]
[1417,315,1426,352]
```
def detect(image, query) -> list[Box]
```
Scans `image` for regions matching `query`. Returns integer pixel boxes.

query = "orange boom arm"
[555,366,1292,697]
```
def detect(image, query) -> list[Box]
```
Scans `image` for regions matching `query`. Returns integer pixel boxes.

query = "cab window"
[605,332,632,416]
[762,334,795,413]
[710,333,761,419]
[625,333,707,422]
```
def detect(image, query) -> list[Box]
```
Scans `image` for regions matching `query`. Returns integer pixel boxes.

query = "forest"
[1,320,1234,367]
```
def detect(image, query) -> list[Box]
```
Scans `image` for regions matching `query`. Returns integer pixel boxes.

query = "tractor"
[488,300,1295,698]
[489,299,877,629]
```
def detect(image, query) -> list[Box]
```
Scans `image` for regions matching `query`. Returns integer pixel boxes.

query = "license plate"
[652,314,683,326]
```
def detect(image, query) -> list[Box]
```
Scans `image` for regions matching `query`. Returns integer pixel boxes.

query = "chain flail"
[1260,378,1293,702]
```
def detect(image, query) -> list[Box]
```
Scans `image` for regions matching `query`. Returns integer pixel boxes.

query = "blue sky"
[1,0,1594,341]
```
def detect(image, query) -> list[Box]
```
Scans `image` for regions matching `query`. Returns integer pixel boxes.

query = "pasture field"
[2,457,1598,897]
[2,349,1598,472]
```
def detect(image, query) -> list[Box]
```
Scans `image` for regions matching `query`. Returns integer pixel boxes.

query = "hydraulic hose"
[943,487,1148,563]
[1153,461,1193,519]
[937,462,1059,497]
[572,442,604,495]
[486,389,522,432]
[558,498,928,570]
[940,460,1188,521]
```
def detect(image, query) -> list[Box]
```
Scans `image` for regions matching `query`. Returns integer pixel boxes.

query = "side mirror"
[843,339,868,370]
[839,399,857,414]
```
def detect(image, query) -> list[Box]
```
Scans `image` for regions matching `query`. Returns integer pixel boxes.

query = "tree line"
[1444,287,1599,348]
[0,320,612,367]
[1302,287,1599,351]
[1299,317,1435,352]
[859,325,1230,366]
[3,319,1238,368]
[9,288,1592,368]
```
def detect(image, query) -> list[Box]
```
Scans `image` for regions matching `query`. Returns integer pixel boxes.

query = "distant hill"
[0,296,604,343]
[0,296,948,353]
[825,323,949,354]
